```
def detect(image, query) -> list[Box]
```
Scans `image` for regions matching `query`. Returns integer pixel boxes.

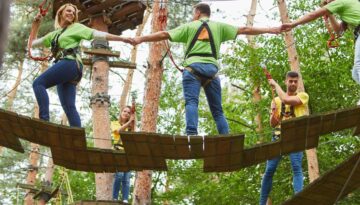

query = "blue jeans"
[32,59,82,127]
[112,172,131,201]
[259,137,303,205]
[352,35,360,84]
[182,63,229,135]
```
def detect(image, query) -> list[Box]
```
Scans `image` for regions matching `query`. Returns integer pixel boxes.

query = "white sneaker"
[123,200,129,203]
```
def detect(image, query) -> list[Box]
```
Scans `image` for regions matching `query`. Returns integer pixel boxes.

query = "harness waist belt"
[54,47,80,63]
[184,67,218,87]
[187,53,215,58]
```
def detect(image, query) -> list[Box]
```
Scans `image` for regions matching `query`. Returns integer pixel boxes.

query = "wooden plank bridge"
[0,106,359,204]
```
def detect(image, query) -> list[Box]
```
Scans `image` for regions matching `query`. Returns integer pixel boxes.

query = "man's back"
[168,17,238,68]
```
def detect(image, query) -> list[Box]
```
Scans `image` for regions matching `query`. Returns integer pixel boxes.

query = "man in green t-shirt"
[281,0,360,85]
[131,3,280,135]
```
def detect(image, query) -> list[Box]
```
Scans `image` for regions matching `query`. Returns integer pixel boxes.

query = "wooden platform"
[53,0,146,35]
[81,58,136,69]
[282,151,360,205]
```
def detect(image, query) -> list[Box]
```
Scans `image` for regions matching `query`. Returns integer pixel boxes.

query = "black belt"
[187,53,215,58]
[54,47,79,63]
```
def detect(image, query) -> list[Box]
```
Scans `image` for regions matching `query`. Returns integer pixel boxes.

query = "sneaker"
[123,200,129,203]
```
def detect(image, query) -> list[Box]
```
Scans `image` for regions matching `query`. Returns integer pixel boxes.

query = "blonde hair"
[54,3,79,29]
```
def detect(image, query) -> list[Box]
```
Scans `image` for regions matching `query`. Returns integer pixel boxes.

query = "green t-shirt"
[168,17,238,69]
[42,23,94,63]
[325,0,360,26]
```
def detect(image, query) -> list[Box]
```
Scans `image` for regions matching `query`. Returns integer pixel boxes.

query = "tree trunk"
[36,157,55,205]
[24,59,48,205]
[119,10,151,109]
[6,60,24,110]
[133,2,167,204]
[38,113,68,204]
[277,0,320,182]
[0,60,24,155]
[245,0,264,141]
[0,0,10,67]
[89,16,112,200]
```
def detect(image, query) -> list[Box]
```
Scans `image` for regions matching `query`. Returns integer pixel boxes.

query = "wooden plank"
[159,134,177,159]
[121,132,144,168]
[132,134,152,157]
[82,58,136,69]
[241,142,281,168]
[82,47,120,57]
[204,135,244,172]
[281,138,306,154]
[203,136,218,171]
[0,121,24,153]
[3,110,26,137]
[75,150,90,168]
[281,116,308,143]
[174,135,191,159]
[305,115,322,148]
[332,106,360,131]
[16,115,36,141]
[282,151,360,204]
[190,136,205,159]
[59,126,87,150]
[320,112,336,134]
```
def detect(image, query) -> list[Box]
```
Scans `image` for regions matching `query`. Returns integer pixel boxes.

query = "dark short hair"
[286,71,299,78]
[194,3,211,17]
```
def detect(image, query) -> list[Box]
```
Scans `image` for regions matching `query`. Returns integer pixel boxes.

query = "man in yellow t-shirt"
[259,71,309,205]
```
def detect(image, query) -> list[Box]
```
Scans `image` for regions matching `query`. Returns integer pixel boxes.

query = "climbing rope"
[158,1,184,73]
[261,64,275,102]
[130,92,137,131]
[27,0,52,61]
[323,15,340,49]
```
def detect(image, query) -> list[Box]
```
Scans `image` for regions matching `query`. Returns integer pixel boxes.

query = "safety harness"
[49,27,82,84]
[273,102,296,138]
[184,20,218,87]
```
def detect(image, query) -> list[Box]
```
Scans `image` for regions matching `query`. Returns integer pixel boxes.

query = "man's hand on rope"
[268,79,277,88]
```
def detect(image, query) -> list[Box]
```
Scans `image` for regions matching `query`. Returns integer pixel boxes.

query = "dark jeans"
[182,63,229,135]
[32,59,82,127]
[112,172,131,201]
[259,137,303,205]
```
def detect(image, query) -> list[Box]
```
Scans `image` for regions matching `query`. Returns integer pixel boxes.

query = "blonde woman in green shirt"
[29,3,132,127]
[130,3,280,136]
[281,0,360,85]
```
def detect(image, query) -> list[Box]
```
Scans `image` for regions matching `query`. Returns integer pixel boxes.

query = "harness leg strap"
[185,67,218,88]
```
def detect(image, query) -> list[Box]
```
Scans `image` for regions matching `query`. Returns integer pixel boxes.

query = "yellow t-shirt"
[273,92,309,136]
[110,121,127,149]
[274,92,309,119]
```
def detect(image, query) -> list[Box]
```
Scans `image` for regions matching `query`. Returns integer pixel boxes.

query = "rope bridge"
[0,106,359,204]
